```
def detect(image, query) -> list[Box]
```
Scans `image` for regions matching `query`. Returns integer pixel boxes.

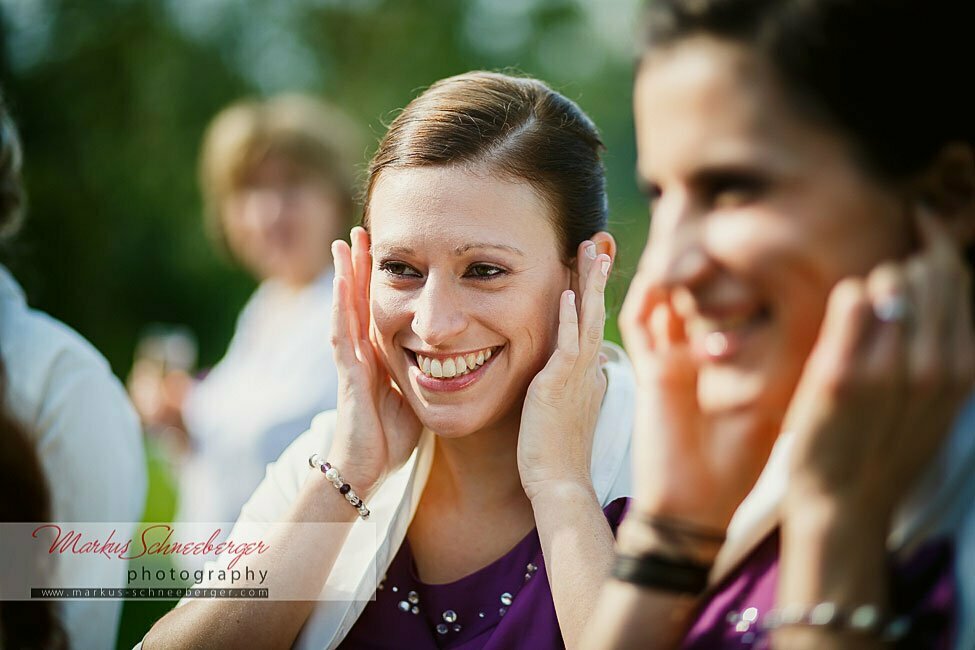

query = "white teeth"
[442,358,457,378]
[704,332,730,356]
[688,314,753,336]
[415,347,498,379]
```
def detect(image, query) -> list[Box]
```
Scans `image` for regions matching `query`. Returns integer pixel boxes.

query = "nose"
[411,272,470,347]
[243,187,286,231]
[642,193,712,290]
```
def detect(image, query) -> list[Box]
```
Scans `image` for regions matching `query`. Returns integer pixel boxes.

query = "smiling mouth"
[407,345,503,379]
[685,307,772,362]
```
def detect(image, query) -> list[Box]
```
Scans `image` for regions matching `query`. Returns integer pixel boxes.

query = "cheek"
[370,288,412,340]
[505,274,568,361]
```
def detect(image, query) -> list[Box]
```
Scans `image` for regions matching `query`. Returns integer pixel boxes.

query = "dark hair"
[363,71,608,261]
[0,355,68,650]
[0,93,24,240]
[641,0,974,182]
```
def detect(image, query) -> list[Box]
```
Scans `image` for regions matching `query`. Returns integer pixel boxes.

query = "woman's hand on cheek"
[619,261,765,540]
[783,205,975,529]
[327,227,423,496]
[517,240,610,502]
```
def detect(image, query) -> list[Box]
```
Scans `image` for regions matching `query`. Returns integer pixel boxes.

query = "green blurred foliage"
[1,1,649,645]
[1,0,648,375]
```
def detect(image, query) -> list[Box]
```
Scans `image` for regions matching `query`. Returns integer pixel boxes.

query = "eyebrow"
[373,242,526,257]
[636,161,775,192]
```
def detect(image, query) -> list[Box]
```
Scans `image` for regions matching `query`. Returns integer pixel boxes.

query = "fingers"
[557,290,580,358]
[951,269,975,394]
[332,239,366,360]
[864,263,908,379]
[619,266,659,353]
[330,273,359,368]
[350,226,372,343]
[538,289,582,387]
[904,207,967,394]
[579,250,611,361]
[575,239,598,306]
[805,278,875,390]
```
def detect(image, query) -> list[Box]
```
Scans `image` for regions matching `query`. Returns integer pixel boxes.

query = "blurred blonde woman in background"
[129,94,363,533]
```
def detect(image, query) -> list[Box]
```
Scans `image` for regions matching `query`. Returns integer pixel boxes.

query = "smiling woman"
[141,71,635,650]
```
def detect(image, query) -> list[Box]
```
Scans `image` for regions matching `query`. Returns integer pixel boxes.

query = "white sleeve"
[33,347,148,650]
[174,411,335,602]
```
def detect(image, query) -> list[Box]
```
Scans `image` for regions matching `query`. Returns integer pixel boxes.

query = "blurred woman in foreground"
[584,1,975,648]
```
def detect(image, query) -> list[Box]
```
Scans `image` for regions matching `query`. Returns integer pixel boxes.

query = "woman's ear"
[590,230,618,263]
[910,142,975,245]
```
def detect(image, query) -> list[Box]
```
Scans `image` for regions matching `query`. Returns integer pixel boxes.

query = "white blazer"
[158,341,635,649]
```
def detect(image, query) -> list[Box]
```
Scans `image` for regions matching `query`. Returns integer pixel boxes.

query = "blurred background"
[0,0,648,646]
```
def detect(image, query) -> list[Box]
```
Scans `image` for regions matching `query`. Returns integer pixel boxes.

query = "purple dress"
[681,530,956,649]
[339,497,629,649]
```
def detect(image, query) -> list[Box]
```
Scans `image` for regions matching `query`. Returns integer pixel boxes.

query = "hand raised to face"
[517,239,613,502]
[326,227,423,494]
[783,205,975,521]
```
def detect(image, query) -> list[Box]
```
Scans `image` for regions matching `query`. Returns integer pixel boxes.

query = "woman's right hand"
[326,226,423,495]
[618,251,774,542]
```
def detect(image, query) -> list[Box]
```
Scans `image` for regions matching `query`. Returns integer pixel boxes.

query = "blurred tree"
[1,0,645,377]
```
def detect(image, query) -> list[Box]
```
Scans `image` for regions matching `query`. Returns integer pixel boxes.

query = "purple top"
[339,497,630,649]
[681,530,956,649]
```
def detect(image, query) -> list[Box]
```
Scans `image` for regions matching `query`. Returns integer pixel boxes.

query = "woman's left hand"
[783,206,975,525]
[518,240,612,502]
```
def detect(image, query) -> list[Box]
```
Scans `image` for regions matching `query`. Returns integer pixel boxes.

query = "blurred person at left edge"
[0,90,147,649]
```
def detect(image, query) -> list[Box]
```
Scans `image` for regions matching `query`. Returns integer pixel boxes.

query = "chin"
[415,405,491,438]
[697,363,774,414]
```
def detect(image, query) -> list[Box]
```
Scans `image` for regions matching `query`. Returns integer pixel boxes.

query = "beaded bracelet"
[761,602,910,642]
[308,454,370,520]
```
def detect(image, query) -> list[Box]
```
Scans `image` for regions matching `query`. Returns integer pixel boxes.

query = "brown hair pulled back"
[363,71,608,261]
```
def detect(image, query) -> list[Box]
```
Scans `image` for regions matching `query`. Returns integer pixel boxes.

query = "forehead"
[634,37,809,179]
[367,166,560,253]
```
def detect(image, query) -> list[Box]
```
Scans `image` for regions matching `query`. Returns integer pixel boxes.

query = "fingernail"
[567,291,575,305]
[600,260,610,276]
[585,243,597,259]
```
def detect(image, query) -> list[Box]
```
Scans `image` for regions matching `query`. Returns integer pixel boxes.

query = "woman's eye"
[465,264,505,279]
[708,175,767,209]
[379,261,422,278]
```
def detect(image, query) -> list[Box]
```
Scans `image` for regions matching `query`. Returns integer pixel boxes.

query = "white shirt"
[161,341,635,649]
[0,264,147,650]
[177,269,339,528]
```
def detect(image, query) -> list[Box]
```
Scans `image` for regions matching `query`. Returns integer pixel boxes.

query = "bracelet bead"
[761,602,910,641]
[308,455,370,520]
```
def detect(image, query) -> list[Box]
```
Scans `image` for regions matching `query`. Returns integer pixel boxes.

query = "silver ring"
[873,294,911,324]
